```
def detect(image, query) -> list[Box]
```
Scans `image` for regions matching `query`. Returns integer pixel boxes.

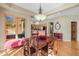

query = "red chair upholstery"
[38,36,47,40]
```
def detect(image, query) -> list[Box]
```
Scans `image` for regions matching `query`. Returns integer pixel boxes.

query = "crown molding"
[45,3,79,16]
[1,3,35,16]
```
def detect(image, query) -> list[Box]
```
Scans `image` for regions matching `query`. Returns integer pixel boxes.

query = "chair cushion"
[38,36,47,40]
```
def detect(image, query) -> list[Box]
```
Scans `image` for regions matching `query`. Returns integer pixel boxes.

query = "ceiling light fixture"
[34,4,47,21]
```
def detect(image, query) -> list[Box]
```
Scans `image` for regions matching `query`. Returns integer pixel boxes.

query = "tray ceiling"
[14,3,65,14]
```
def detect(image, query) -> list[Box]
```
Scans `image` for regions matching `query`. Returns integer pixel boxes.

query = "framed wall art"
[55,22,61,30]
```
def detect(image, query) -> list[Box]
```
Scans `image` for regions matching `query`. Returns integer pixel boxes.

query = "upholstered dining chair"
[37,36,48,56]
[24,39,30,56]
[46,36,54,56]
[30,37,37,56]
[41,44,48,56]
[24,38,37,56]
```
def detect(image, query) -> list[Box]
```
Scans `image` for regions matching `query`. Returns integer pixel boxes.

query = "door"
[71,22,77,41]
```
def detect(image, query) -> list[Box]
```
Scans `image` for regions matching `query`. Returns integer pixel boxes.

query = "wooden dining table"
[24,36,55,56]
[31,36,53,50]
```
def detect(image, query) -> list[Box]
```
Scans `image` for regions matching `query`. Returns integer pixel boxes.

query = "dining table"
[30,36,54,52]
[24,36,55,56]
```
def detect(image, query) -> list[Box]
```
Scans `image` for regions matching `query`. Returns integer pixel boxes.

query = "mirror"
[55,22,61,30]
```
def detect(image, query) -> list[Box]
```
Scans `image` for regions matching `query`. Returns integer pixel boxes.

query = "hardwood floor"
[0,46,24,56]
[50,40,79,56]
[0,40,79,56]
[23,39,79,56]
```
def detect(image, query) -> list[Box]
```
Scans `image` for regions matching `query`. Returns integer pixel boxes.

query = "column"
[25,16,31,38]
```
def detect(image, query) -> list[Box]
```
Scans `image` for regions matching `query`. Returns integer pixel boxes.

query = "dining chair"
[24,39,30,56]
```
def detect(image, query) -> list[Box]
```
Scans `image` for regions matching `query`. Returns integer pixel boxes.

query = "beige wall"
[0,16,5,50]
[0,4,33,40]
[25,16,31,38]
[41,15,79,41]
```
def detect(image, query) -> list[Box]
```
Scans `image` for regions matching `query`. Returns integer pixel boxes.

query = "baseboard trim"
[63,40,71,41]
[77,40,79,41]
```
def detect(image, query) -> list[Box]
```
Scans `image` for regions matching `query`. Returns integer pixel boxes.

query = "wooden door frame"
[71,21,77,41]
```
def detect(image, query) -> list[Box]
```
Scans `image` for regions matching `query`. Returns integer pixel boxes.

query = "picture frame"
[55,22,61,30]
[50,22,53,34]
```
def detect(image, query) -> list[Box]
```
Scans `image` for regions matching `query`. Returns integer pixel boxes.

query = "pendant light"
[34,4,47,21]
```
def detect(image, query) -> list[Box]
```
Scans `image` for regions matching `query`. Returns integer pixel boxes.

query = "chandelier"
[34,4,47,21]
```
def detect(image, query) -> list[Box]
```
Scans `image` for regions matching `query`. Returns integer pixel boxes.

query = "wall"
[41,15,79,41]
[0,4,32,50]
[25,16,31,38]
[0,16,5,50]
[2,5,32,38]
[65,16,79,41]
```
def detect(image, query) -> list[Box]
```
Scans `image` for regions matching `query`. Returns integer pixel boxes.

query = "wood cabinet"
[54,33,63,40]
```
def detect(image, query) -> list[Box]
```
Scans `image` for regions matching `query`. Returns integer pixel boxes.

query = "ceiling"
[13,3,79,16]
[14,3,65,14]
[2,3,79,22]
[13,3,79,22]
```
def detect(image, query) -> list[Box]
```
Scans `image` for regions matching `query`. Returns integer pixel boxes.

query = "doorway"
[71,22,77,41]
[31,24,47,37]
